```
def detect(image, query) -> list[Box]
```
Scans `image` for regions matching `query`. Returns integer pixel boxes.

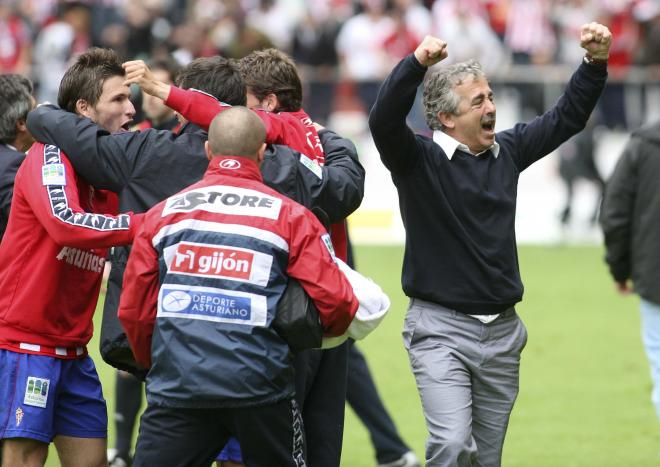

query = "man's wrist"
[583,53,608,66]
[155,82,170,101]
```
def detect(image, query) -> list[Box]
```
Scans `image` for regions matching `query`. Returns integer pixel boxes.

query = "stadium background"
[2,0,658,465]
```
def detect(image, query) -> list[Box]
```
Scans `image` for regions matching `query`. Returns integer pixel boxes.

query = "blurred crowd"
[2,0,660,127]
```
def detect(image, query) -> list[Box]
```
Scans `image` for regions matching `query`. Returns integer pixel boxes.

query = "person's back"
[119,108,359,467]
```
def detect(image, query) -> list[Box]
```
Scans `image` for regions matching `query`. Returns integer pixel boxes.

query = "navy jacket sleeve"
[27,105,137,191]
[368,54,427,175]
[600,137,638,283]
[27,105,199,194]
[316,129,365,222]
[264,131,364,223]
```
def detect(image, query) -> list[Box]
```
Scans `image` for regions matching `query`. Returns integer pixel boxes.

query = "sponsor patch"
[321,233,336,261]
[163,186,281,219]
[158,285,267,326]
[165,242,272,286]
[23,377,50,408]
[299,153,323,180]
[41,163,66,186]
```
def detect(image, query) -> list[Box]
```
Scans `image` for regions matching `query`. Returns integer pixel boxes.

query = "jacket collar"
[433,130,500,160]
[206,156,263,183]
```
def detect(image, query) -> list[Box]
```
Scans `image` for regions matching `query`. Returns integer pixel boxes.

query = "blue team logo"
[162,290,192,312]
[158,286,267,326]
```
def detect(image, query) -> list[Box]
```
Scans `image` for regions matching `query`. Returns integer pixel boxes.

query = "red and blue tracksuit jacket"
[118,156,358,408]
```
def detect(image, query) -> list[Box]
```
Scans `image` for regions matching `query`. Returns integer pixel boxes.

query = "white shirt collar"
[433,130,500,160]
[2,143,18,152]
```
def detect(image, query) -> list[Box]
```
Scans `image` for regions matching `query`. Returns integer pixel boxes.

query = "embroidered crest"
[15,407,24,426]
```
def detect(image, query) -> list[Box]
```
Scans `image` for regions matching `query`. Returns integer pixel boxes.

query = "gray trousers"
[403,299,527,467]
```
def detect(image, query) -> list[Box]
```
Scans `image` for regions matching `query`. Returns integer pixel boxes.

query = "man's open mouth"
[481,121,495,132]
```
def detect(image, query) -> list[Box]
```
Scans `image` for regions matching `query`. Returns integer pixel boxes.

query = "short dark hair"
[0,74,33,145]
[58,48,124,113]
[176,57,246,106]
[148,57,181,85]
[238,48,302,112]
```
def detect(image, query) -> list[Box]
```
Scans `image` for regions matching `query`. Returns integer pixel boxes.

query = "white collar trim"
[433,130,500,160]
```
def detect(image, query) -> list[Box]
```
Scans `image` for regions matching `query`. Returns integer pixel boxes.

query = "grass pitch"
[45,245,659,466]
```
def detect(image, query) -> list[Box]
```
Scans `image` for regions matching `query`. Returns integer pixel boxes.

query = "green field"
[45,245,659,466]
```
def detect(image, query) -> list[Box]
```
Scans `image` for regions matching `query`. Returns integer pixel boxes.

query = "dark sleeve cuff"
[407,53,429,74]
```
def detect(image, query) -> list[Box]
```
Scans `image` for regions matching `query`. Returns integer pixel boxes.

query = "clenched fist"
[580,22,612,61]
[414,36,448,68]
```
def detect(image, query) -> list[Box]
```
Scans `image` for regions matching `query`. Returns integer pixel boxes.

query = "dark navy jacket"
[0,144,26,242]
[369,54,607,314]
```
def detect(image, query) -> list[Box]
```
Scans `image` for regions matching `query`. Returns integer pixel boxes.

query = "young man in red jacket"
[0,48,142,467]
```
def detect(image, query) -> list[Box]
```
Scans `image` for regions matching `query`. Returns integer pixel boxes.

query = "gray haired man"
[0,73,35,240]
[369,25,611,466]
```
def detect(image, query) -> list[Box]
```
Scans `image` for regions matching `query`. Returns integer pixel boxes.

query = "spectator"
[291,2,342,124]
[432,0,508,74]
[32,1,91,103]
[504,0,556,116]
[0,2,32,75]
[557,118,604,227]
[134,57,181,131]
[393,0,432,43]
[596,0,640,128]
[336,0,395,115]
[246,0,301,52]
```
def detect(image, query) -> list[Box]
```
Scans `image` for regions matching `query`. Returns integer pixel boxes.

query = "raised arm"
[124,60,320,158]
[501,22,611,171]
[368,36,447,174]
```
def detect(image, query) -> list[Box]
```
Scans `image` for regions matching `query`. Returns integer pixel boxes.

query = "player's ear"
[205,140,213,161]
[256,143,266,166]
[76,99,92,119]
[264,93,278,112]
